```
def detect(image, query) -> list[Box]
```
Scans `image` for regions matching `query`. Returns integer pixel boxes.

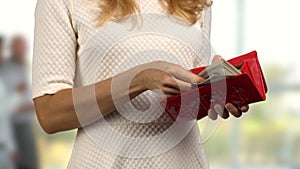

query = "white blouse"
[32,0,212,168]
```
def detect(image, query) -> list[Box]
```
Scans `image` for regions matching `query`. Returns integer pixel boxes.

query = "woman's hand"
[207,55,249,120]
[208,103,249,120]
[136,61,205,98]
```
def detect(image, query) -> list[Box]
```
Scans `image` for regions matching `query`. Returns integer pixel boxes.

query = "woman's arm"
[34,75,141,134]
[34,61,204,134]
[34,58,249,134]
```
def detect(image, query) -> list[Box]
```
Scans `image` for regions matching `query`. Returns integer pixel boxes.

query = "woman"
[32,0,249,168]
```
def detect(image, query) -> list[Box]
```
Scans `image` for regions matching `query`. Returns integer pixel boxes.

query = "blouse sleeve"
[32,0,77,99]
[193,7,212,68]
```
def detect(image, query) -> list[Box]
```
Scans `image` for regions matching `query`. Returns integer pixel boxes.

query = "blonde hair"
[98,0,212,27]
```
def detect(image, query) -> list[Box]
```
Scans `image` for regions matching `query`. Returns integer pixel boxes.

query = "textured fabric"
[32,0,212,168]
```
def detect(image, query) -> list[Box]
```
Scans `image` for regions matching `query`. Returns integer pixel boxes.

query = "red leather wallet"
[160,51,268,121]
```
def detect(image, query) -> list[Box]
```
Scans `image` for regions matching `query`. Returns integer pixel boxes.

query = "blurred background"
[0,0,299,169]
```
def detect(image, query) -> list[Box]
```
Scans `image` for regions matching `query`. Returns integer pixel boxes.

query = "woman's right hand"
[136,61,205,98]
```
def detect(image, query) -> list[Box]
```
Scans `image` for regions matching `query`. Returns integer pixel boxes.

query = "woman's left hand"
[208,103,249,120]
[207,55,250,120]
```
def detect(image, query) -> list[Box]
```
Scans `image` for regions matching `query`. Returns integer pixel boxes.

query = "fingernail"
[208,109,217,120]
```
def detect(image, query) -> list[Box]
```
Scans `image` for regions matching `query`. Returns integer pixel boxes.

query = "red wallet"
[160,51,268,121]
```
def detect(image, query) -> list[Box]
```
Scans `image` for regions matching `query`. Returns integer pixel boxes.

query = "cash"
[193,59,242,87]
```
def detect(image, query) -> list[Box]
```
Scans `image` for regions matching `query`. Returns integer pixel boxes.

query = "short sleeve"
[32,0,77,99]
[193,7,212,67]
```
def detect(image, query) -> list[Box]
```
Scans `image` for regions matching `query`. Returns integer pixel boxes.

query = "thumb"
[212,55,222,63]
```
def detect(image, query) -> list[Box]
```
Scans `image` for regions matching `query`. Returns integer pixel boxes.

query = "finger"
[240,105,249,113]
[154,87,179,98]
[163,76,186,90]
[225,103,242,118]
[214,104,229,119]
[165,78,195,92]
[192,73,206,84]
[172,66,205,84]
[165,93,176,98]
[175,79,193,91]
[162,86,181,95]
[212,55,223,63]
[157,90,178,98]
[221,108,230,119]
[208,108,218,120]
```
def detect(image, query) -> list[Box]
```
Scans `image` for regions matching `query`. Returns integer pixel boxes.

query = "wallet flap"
[228,51,268,99]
